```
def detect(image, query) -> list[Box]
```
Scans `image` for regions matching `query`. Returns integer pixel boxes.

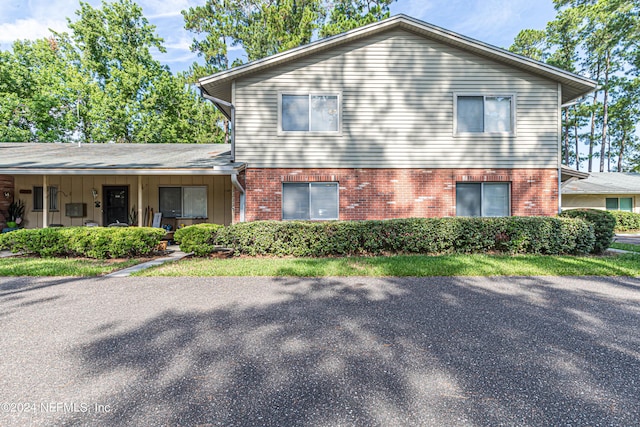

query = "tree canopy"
[509,0,640,172]
[0,0,223,143]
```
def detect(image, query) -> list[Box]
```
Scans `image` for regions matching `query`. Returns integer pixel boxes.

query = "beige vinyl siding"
[13,175,232,228]
[234,28,560,169]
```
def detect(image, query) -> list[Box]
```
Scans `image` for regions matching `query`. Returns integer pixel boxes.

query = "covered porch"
[0,143,245,230]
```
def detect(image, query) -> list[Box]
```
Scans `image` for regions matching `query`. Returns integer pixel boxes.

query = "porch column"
[42,175,48,228]
[137,175,143,227]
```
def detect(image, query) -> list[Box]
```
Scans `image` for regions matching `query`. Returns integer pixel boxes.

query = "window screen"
[283,182,339,220]
[282,95,310,131]
[283,183,310,220]
[456,183,510,217]
[457,96,484,133]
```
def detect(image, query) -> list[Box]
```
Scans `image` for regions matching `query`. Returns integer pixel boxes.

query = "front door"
[103,186,129,225]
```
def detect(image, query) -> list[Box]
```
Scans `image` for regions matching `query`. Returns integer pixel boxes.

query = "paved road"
[1,276,639,426]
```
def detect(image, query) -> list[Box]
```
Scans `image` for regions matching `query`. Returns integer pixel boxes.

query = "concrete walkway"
[105,245,191,277]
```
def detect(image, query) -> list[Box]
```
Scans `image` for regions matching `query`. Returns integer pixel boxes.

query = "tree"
[509,29,548,62]
[509,0,640,172]
[319,0,395,38]
[183,0,325,78]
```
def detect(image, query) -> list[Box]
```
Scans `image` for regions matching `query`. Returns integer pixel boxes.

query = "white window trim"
[277,92,343,136]
[456,182,511,217]
[453,92,517,137]
[281,182,340,220]
[159,186,208,219]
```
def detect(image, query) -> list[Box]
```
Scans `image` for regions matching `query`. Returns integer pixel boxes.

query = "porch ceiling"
[0,143,245,175]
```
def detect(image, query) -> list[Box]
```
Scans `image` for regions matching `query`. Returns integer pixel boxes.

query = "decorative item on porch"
[6,200,25,228]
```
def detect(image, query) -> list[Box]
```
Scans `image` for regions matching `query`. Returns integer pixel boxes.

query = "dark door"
[103,186,129,225]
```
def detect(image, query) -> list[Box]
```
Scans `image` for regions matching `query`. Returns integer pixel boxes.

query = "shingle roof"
[562,172,640,194]
[0,143,243,175]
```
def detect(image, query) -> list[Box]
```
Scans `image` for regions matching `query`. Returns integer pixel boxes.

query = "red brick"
[233,168,558,222]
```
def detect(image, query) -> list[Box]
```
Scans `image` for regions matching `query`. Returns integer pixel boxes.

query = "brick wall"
[0,175,15,229]
[234,168,558,222]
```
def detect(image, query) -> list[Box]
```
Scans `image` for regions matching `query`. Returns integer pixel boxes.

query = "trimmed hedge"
[0,227,165,259]
[176,217,595,257]
[559,209,615,254]
[174,223,224,256]
[608,210,640,232]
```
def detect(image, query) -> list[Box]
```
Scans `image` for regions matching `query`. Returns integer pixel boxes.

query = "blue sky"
[0,0,557,73]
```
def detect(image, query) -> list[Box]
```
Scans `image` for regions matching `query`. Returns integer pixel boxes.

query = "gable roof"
[198,14,597,110]
[562,172,640,194]
[0,143,244,175]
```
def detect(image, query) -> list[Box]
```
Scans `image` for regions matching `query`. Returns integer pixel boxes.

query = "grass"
[135,253,640,277]
[0,257,141,277]
[610,242,640,253]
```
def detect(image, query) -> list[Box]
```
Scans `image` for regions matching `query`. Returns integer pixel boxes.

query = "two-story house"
[0,15,596,230]
[198,14,596,223]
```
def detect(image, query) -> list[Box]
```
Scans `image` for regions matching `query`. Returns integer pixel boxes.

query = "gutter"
[199,86,236,163]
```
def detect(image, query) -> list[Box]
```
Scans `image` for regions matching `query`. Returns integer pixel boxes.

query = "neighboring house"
[562,172,640,214]
[0,15,597,230]
[0,144,241,229]
[198,14,596,223]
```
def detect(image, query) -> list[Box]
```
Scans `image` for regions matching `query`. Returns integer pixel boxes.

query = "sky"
[0,0,558,74]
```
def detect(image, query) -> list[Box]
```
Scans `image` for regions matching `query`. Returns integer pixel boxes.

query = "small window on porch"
[33,186,58,211]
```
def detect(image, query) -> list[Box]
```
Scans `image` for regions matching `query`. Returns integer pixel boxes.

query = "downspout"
[230,173,245,222]
[199,85,245,221]
[558,83,562,215]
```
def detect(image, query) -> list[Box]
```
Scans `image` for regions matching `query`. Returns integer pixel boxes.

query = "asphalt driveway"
[1,276,639,426]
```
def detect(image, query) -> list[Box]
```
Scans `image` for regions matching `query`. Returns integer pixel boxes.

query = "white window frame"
[453,93,516,136]
[456,182,511,217]
[282,182,339,220]
[159,186,208,219]
[278,92,342,135]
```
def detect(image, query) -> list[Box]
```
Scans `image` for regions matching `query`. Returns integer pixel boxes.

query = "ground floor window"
[282,182,339,220]
[456,182,510,217]
[159,186,207,218]
[33,186,58,211]
[606,197,633,212]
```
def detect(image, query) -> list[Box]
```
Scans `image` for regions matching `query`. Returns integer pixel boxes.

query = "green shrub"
[0,227,165,258]
[174,223,225,256]
[559,209,615,254]
[208,217,595,257]
[608,210,640,232]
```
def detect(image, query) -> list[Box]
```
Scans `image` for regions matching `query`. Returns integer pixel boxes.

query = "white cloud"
[0,18,68,43]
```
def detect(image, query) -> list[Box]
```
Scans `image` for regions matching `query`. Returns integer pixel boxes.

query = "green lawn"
[0,257,140,277]
[135,253,640,277]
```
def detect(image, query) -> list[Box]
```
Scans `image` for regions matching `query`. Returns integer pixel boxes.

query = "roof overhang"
[560,166,589,182]
[0,165,246,176]
[198,14,597,105]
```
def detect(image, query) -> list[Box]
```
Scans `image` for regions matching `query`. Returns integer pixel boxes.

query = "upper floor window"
[455,94,514,134]
[280,93,340,133]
